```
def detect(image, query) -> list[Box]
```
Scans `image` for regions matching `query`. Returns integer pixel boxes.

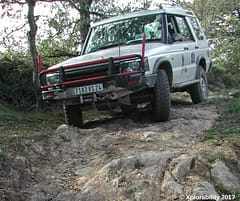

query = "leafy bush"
[211,38,240,87]
[0,53,35,110]
[205,94,240,141]
[229,96,240,117]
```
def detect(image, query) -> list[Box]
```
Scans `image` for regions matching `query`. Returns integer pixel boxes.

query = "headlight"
[120,60,141,73]
[46,73,60,85]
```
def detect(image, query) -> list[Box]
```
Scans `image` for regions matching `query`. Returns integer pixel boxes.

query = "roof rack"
[149,1,195,16]
[149,0,177,9]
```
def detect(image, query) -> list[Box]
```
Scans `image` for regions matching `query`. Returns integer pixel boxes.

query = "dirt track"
[2,96,240,201]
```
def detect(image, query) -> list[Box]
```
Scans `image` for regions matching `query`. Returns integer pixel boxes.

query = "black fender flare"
[153,57,173,87]
[195,56,206,79]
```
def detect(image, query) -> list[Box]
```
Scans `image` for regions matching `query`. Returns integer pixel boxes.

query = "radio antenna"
[117,25,121,57]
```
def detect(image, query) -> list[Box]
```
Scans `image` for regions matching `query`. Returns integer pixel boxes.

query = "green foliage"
[229,96,240,117]
[0,52,35,110]
[36,2,79,62]
[205,96,240,140]
[208,154,225,163]
[37,0,153,56]
[0,103,64,153]
[37,38,77,68]
[207,128,240,140]
[178,0,240,87]
[210,15,240,86]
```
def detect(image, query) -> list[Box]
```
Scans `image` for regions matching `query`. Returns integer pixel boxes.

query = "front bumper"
[41,72,157,104]
[40,54,157,104]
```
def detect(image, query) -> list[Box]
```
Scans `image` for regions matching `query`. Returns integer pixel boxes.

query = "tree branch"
[0,0,65,4]
[4,21,28,37]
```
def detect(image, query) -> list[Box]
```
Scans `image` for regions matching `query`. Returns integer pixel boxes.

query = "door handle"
[195,46,199,49]
[184,47,189,50]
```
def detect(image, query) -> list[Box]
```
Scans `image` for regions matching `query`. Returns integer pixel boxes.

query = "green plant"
[208,154,226,163]
[0,103,64,154]
[229,97,240,116]
[0,52,35,110]
[213,182,240,201]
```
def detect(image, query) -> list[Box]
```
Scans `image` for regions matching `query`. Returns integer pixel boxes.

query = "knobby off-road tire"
[189,66,208,104]
[153,69,171,122]
[63,104,83,128]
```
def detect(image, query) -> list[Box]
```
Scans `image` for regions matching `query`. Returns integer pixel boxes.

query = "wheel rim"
[200,76,208,100]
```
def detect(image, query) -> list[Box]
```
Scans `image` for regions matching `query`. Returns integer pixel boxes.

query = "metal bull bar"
[39,54,144,91]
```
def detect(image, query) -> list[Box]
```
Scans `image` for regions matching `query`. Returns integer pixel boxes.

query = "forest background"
[0,0,239,110]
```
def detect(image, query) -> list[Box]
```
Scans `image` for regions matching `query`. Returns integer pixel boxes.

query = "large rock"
[161,171,184,200]
[74,151,178,201]
[187,181,220,201]
[170,154,196,182]
[100,151,177,175]
[74,186,105,201]
[211,160,240,192]
[29,183,64,201]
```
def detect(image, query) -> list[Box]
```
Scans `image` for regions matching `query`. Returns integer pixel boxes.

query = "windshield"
[84,14,163,54]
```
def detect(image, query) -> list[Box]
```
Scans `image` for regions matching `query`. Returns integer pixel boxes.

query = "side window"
[167,15,193,42]
[167,15,181,42]
[175,16,194,41]
[144,15,162,40]
[190,17,205,40]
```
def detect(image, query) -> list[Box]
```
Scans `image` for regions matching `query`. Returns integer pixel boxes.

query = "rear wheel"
[189,66,208,104]
[152,69,171,122]
[63,104,83,128]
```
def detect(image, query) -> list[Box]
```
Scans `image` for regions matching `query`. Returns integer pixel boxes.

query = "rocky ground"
[0,95,240,201]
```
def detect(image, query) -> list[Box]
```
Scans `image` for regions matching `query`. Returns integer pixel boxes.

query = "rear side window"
[175,16,194,41]
[167,15,194,42]
[190,17,205,40]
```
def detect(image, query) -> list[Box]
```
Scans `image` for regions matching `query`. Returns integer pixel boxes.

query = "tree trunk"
[27,0,42,110]
[69,0,93,45]
[79,0,92,44]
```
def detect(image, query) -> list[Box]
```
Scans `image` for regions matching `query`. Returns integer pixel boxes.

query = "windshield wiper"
[90,43,125,53]
[126,39,143,45]
[126,38,162,45]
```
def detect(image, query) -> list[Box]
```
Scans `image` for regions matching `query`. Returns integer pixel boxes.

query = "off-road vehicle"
[39,6,212,127]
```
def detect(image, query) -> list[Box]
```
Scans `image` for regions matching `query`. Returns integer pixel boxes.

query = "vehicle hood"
[48,43,165,69]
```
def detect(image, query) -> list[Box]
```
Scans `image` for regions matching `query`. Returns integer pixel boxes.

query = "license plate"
[73,83,103,95]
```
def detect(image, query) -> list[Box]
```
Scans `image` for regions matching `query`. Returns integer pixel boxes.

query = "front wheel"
[63,104,83,128]
[189,66,208,104]
[152,70,171,122]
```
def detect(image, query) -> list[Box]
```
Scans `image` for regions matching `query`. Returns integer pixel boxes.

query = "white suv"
[39,6,212,127]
